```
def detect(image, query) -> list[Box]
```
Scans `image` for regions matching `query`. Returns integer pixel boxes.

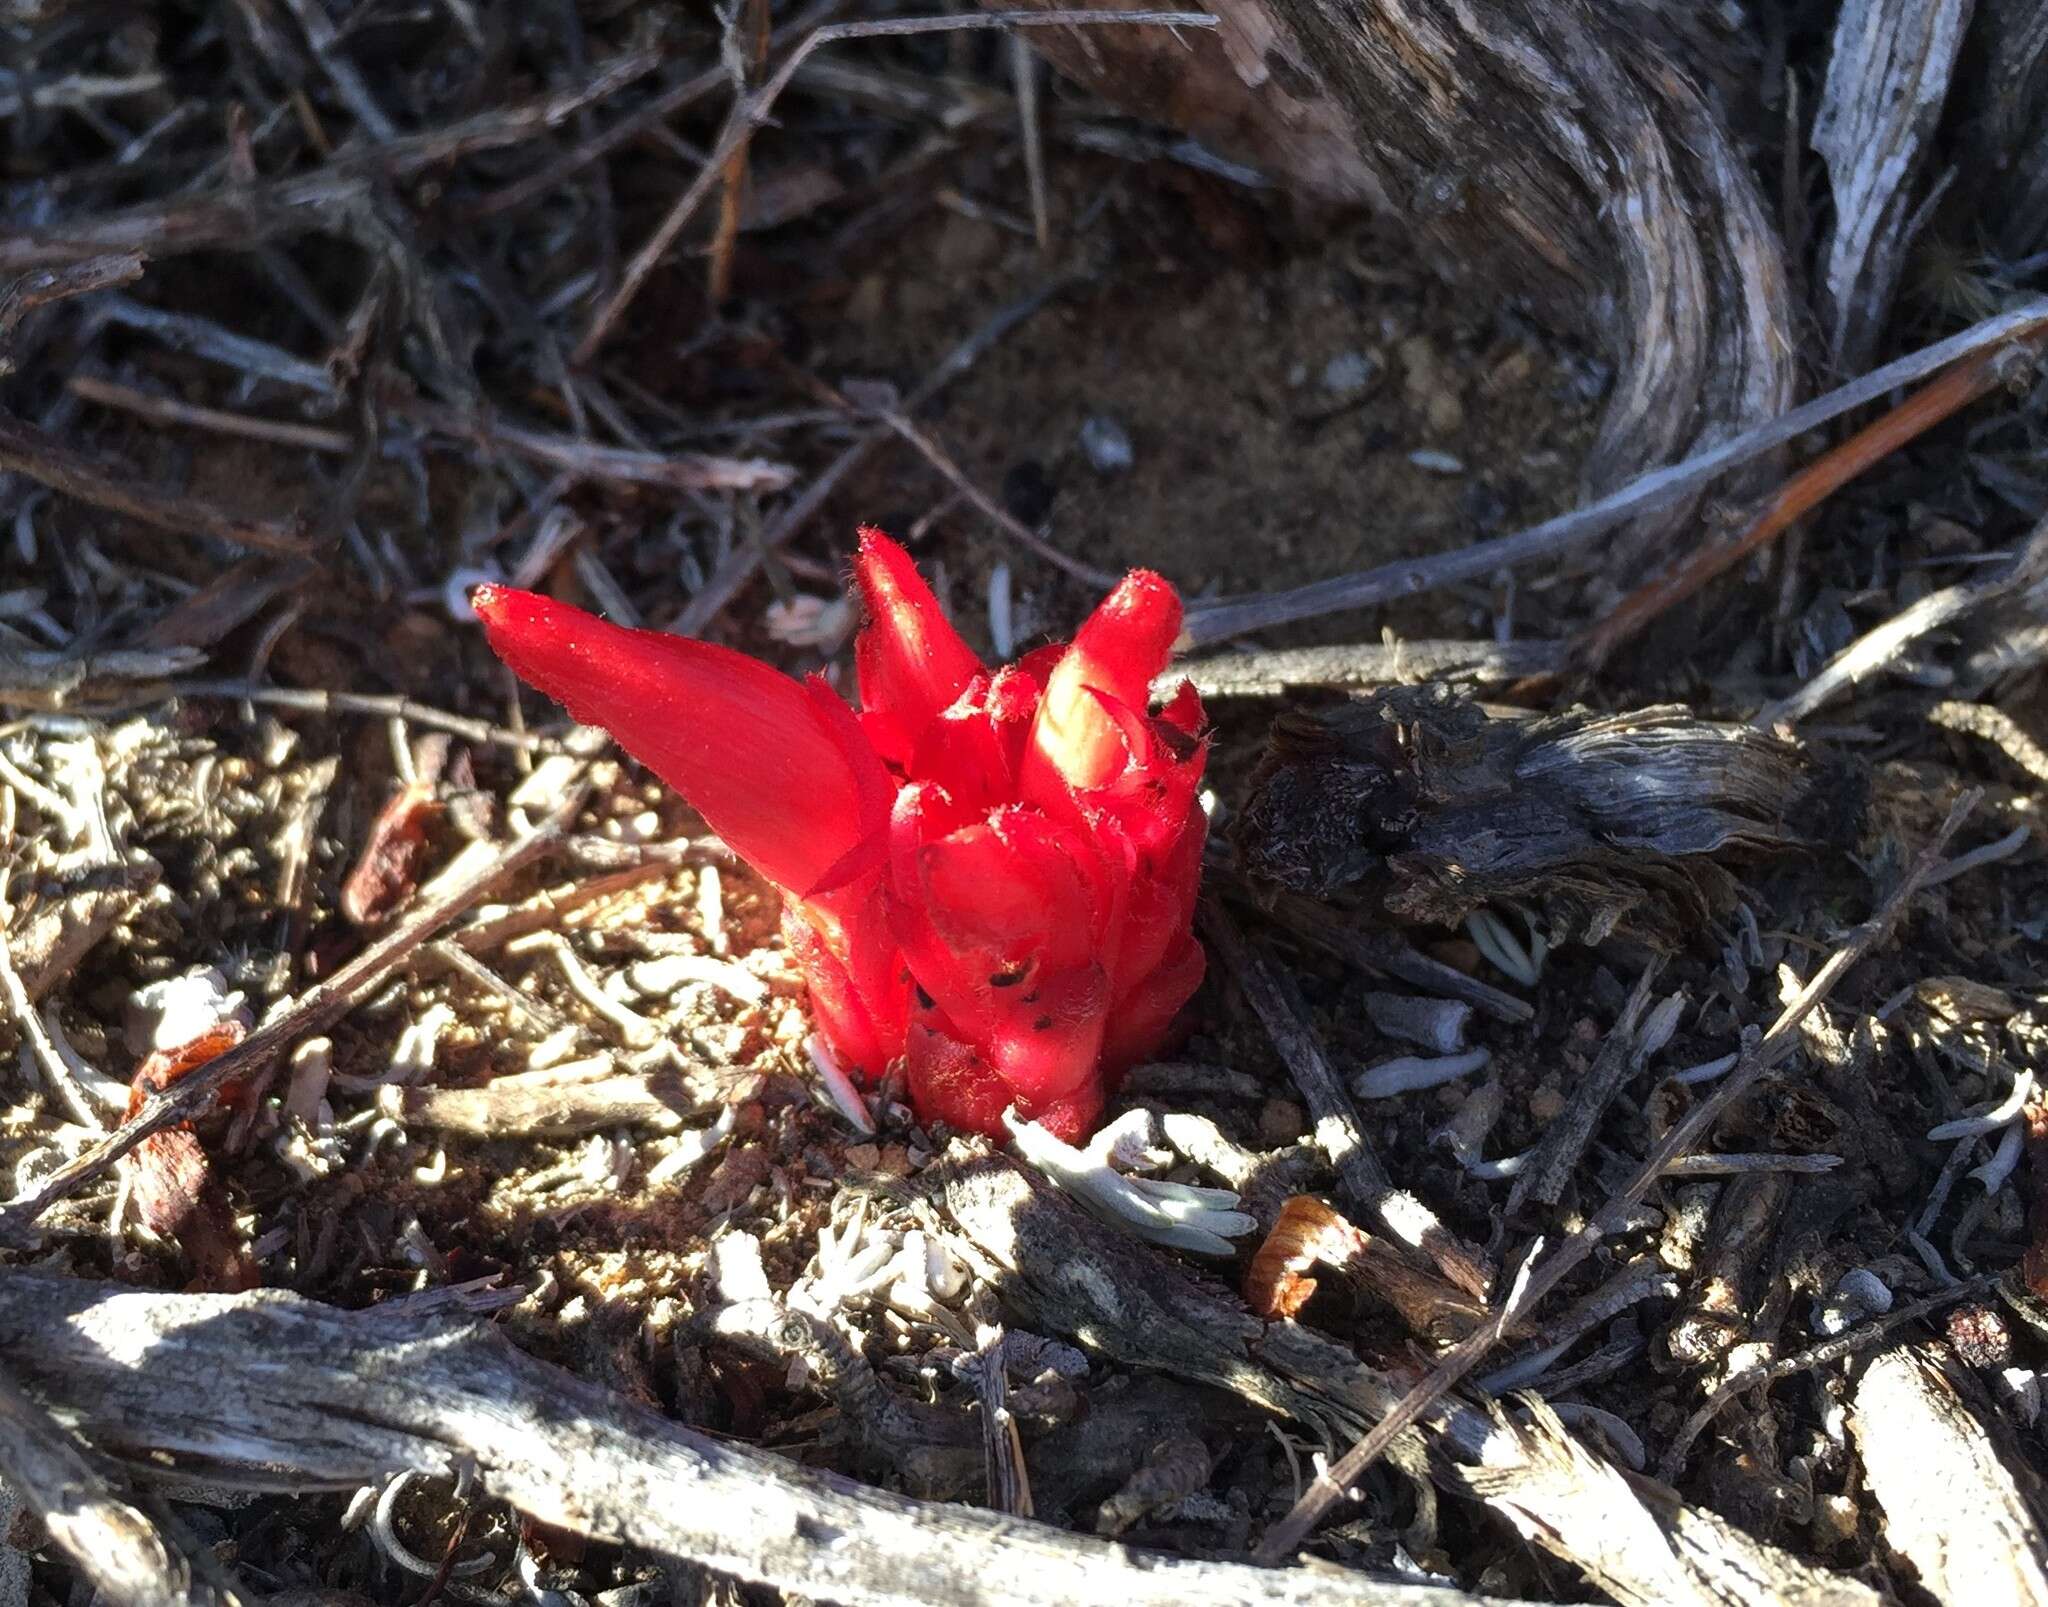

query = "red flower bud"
[473,532,1208,1140]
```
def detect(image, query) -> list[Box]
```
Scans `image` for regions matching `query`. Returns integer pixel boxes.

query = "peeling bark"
[1815,0,1974,372]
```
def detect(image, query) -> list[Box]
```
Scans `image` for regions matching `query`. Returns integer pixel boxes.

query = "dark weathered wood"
[1236,686,1864,946]
[0,1268,1531,1607]
[1167,640,1564,700]
[0,1359,220,1607]
[1967,0,2048,258]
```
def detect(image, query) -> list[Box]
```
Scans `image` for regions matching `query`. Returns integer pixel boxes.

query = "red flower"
[472,529,1207,1140]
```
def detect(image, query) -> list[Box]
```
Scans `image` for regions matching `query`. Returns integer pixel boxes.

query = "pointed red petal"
[1022,1079,1106,1144]
[473,584,887,894]
[1021,570,1182,802]
[885,784,994,1038]
[981,961,1109,1106]
[906,679,1015,812]
[1158,679,1204,738]
[1078,689,1209,862]
[853,527,982,762]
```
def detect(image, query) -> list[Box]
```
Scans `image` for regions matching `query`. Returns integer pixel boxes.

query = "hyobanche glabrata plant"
[474,528,1208,1139]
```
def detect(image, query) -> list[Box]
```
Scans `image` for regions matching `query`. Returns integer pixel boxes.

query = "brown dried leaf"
[341,781,441,927]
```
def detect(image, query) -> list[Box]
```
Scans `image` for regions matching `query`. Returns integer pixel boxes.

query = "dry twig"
[1576,334,2045,667]
[1656,1273,1997,1481]
[0,410,315,557]
[65,375,356,456]
[1762,514,2048,725]
[1202,899,1491,1300]
[672,275,1077,634]
[572,9,1215,361]
[0,52,668,272]
[875,406,1118,589]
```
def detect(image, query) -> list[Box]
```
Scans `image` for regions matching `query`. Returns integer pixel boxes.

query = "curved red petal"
[1021,569,1181,801]
[784,907,890,1076]
[801,830,889,902]
[1020,1079,1106,1144]
[985,663,1045,794]
[906,1024,1015,1137]
[1010,643,1067,688]
[1100,929,1205,1078]
[904,1015,1105,1141]
[886,785,993,1038]
[1081,695,1208,863]
[920,806,1110,974]
[805,674,897,828]
[981,961,1109,1105]
[907,687,1014,812]
[1110,801,1206,997]
[854,527,983,762]
[474,585,889,895]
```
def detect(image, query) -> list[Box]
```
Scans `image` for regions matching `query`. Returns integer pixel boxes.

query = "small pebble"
[1408,448,1466,474]
[1321,350,1376,395]
[873,1143,914,1178]
[1078,414,1134,474]
[845,274,887,325]
[1814,1267,1894,1337]
[1563,354,1613,404]
[1528,1084,1565,1123]
[1399,335,1466,436]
